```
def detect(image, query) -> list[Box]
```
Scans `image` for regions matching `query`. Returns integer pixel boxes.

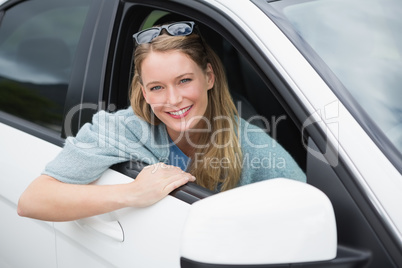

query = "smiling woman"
[130,23,305,191]
[131,30,241,191]
[18,20,305,222]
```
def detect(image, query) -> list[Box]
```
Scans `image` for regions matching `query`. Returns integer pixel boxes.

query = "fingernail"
[191,176,196,181]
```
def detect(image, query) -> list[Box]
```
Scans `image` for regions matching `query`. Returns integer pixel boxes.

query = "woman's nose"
[166,87,182,106]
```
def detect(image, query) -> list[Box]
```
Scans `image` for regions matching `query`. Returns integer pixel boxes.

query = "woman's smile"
[166,105,193,118]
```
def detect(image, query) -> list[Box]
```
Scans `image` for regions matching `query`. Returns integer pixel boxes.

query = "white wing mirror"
[180,178,337,266]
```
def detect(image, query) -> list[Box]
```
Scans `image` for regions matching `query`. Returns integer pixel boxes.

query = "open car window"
[110,7,307,203]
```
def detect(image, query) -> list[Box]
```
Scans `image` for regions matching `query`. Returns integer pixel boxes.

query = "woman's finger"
[162,173,196,193]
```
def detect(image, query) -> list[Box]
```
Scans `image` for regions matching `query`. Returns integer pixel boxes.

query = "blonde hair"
[130,32,242,191]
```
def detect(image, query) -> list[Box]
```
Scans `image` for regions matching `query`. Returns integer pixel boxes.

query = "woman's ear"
[206,63,215,90]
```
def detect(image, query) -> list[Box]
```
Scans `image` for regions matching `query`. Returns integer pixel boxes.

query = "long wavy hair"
[130,31,242,191]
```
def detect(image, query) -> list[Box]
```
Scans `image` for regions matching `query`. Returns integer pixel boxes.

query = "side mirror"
[180,178,337,267]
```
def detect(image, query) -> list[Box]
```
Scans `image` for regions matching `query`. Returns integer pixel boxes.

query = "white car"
[0,0,401,267]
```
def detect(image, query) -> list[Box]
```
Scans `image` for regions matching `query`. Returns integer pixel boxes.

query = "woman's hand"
[124,163,196,208]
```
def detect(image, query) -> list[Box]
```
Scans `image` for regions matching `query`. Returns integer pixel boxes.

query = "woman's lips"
[166,105,192,119]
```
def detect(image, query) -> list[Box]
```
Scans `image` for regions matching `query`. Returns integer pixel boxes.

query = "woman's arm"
[18,163,195,222]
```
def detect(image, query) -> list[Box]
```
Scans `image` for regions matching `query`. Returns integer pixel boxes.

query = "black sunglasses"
[133,21,196,45]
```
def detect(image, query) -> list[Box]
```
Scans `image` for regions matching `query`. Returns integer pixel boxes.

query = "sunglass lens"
[137,28,161,44]
[167,23,193,36]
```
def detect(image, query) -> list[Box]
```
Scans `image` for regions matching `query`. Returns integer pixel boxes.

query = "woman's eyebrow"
[176,73,194,79]
[145,81,161,88]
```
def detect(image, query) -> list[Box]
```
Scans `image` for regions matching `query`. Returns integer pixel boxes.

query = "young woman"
[18,21,305,222]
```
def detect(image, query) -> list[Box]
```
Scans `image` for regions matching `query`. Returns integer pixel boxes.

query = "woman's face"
[141,50,215,140]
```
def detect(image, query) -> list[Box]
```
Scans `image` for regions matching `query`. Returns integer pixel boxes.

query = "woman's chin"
[165,121,200,139]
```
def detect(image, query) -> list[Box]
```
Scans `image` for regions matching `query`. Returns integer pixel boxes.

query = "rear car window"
[0,0,91,133]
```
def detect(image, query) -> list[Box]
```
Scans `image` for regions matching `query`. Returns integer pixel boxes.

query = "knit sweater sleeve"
[43,108,166,184]
[237,119,306,186]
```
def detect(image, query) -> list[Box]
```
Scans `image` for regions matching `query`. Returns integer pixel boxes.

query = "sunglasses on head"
[133,21,196,45]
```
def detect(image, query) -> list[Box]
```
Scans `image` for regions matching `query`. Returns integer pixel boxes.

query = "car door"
[0,0,93,267]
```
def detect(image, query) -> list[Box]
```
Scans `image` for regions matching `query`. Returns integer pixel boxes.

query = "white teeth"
[169,106,191,116]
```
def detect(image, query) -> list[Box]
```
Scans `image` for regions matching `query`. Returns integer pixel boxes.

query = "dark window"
[0,0,91,133]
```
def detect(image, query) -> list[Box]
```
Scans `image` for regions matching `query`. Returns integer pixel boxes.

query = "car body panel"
[55,173,191,267]
[0,122,59,267]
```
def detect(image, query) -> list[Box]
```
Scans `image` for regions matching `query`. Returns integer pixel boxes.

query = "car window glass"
[0,0,91,133]
[271,0,402,162]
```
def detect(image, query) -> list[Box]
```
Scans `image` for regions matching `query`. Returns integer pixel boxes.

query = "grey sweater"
[44,107,306,187]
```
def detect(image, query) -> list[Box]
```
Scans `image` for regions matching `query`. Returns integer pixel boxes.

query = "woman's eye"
[180,78,192,84]
[150,85,162,91]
